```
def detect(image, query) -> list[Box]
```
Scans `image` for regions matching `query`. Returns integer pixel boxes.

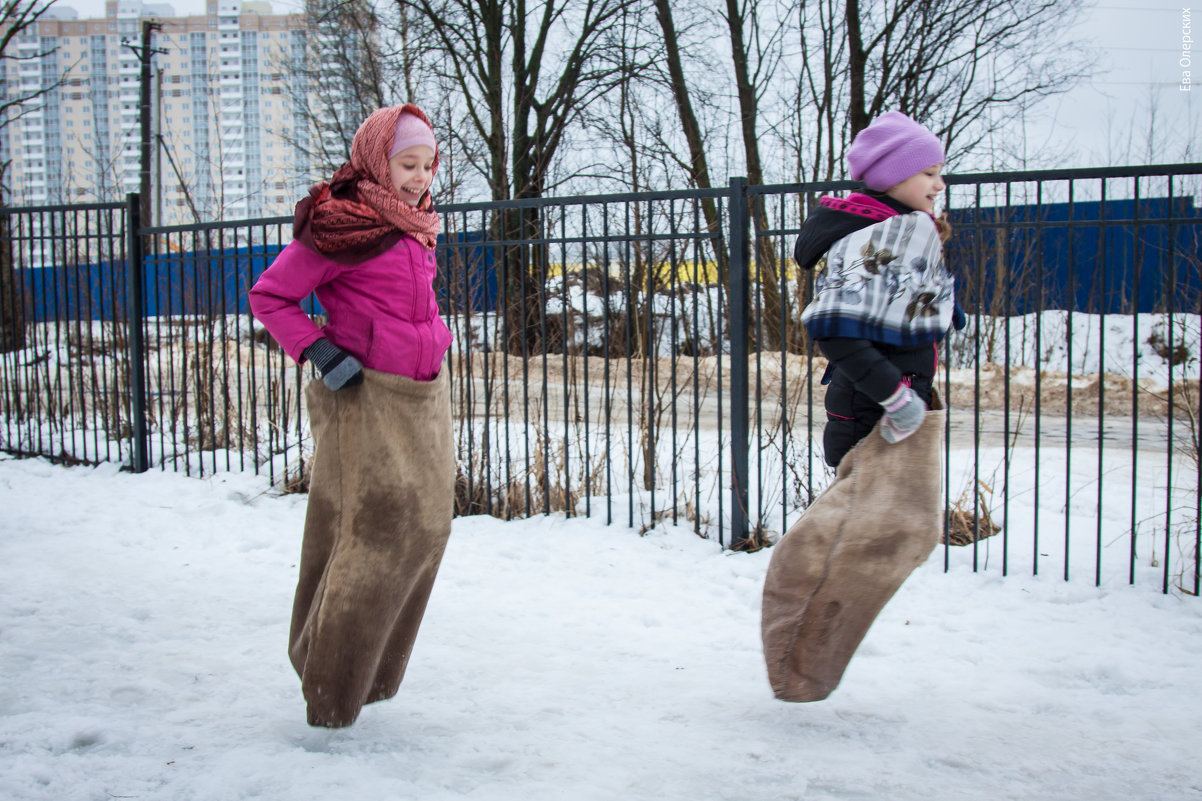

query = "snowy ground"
[1,454,1199,801]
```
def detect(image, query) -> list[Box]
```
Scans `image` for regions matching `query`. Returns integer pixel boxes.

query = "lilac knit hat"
[389,110,438,158]
[846,111,944,191]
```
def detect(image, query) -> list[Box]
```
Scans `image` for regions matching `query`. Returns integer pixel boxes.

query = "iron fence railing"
[749,164,1202,593]
[1,163,1199,594]
[0,200,132,468]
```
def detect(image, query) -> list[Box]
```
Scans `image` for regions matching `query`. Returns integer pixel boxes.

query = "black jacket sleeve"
[816,337,903,404]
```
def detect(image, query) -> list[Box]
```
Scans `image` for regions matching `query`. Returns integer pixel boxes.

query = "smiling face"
[388,144,436,207]
[885,164,945,214]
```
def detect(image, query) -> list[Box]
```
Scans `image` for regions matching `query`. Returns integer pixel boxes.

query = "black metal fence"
[749,165,1202,594]
[1,164,1199,593]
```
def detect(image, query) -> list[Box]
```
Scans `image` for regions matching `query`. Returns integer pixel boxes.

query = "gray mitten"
[879,382,925,443]
[303,338,364,391]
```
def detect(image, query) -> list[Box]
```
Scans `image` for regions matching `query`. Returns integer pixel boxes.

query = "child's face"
[388,145,436,207]
[885,164,945,214]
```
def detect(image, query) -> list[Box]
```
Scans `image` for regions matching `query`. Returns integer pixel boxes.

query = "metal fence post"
[728,177,750,548]
[125,193,149,473]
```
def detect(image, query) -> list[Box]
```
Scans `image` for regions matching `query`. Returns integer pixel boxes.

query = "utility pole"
[120,20,166,474]
[155,66,164,225]
[123,20,166,228]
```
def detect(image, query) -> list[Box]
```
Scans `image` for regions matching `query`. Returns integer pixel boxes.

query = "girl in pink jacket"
[249,105,455,728]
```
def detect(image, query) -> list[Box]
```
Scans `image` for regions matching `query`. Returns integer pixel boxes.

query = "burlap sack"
[290,367,454,727]
[761,393,945,702]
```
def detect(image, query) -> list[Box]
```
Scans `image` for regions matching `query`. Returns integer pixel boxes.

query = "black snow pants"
[818,337,937,468]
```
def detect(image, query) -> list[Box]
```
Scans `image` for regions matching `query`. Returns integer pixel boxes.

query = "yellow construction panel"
[542,258,799,285]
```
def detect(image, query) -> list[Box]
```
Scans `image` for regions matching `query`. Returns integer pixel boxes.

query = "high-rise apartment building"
[1,0,312,225]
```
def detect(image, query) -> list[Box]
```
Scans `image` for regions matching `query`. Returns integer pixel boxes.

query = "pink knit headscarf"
[297,104,441,255]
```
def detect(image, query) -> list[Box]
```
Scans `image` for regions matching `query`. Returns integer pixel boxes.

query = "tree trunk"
[845,0,869,137]
[0,211,24,353]
[724,0,786,350]
[483,0,508,201]
[653,0,726,282]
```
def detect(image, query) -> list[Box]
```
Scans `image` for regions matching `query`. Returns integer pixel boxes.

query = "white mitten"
[879,383,925,443]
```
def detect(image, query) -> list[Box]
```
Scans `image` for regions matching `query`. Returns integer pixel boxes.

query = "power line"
[1087,80,1196,86]
[1100,46,1185,52]
[1088,5,1189,10]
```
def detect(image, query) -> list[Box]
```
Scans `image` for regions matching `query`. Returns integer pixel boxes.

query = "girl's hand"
[879,383,926,443]
[303,338,365,391]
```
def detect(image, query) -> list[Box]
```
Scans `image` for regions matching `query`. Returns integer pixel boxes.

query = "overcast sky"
[1031,3,1198,166]
[51,0,1200,171]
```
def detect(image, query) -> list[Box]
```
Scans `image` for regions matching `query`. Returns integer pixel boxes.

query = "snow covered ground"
[1,454,1199,801]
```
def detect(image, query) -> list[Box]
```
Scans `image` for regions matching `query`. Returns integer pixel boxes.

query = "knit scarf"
[294,104,441,262]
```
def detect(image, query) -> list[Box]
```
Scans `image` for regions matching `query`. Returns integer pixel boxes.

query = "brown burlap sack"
[290,367,454,727]
[761,393,945,702]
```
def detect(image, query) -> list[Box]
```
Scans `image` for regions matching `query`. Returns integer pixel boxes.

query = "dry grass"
[945,479,1003,546]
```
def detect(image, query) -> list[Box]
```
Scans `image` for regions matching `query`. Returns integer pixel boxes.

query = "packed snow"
[0,453,1198,801]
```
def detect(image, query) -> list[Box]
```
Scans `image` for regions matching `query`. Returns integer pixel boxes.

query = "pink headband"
[389,111,437,159]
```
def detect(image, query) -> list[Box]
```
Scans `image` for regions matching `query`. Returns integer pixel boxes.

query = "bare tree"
[267,0,452,195]
[720,0,789,190]
[791,0,1090,178]
[719,0,793,348]
[396,0,644,353]
[790,0,846,181]
[651,0,725,274]
[276,0,388,184]
[1,0,71,352]
[397,0,641,201]
[0,0,70,196]
[155,78,264,224]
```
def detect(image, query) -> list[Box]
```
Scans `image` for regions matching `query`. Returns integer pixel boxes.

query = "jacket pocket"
[326,313,373,364]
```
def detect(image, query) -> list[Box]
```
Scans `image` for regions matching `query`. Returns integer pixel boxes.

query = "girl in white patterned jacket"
[795,111,965,467]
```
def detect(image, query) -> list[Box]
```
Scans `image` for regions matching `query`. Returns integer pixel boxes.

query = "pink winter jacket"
[248,235,452,382]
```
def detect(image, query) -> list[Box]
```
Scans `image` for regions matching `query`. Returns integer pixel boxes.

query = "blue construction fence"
[945,196,1202,314]
[17,230,502,321]
[17,245,283,322]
